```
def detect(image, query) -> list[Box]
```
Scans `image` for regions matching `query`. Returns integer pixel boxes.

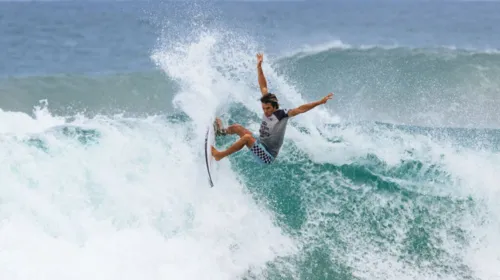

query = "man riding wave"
[211,53,334,164]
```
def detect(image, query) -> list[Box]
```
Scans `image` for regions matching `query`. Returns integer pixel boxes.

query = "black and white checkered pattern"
[250,144,274,164]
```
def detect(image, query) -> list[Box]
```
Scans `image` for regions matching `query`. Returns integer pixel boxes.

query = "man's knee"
[229,124,252,137]
[241,134,255,143]
[228,124,243,130]
[227,124,242,134]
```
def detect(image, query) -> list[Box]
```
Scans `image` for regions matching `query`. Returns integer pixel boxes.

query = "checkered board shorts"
[249,141,274,164]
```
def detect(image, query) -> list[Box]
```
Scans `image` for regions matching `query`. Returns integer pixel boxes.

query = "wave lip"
[281,40,500,60]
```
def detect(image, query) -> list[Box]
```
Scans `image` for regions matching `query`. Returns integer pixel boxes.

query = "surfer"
[211,53,333,164]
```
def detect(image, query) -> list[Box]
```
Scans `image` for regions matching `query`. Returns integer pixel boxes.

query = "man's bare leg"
[211,134,256,161]
[215,118,252,138]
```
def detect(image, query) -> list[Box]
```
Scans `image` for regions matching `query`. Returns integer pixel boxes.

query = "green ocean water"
[2,1,500,279]
[3,44,500,279]
[11,103,498,279]
[213,106,498,280]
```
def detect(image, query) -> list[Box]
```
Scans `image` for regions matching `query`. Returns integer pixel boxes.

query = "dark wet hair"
[260,93,279,109]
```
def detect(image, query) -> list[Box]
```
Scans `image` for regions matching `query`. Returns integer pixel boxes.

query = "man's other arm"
[288,93,334,117]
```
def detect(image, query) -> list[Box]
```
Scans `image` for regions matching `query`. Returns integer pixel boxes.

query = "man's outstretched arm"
[288,93,334,117]
[256,53,269,96]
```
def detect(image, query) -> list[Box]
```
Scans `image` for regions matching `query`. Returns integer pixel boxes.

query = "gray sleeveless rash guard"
[258,109,290,158]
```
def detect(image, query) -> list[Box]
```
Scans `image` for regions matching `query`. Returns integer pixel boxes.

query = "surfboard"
[204,117,216,187]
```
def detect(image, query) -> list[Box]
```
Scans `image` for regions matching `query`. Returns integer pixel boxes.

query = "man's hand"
[318,93,334,104]
[257,53,264,67]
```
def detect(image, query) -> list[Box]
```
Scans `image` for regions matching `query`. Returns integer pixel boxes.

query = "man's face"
[262,102,275,117]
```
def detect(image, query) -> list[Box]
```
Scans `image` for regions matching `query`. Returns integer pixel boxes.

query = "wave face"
[1,1,500,280]
[274,45,500,129]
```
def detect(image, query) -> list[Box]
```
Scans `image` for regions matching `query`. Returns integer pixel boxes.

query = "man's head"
[260,93,279,117]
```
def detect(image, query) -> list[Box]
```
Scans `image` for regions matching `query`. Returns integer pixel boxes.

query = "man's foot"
[211,146,223,161]
[214,118,227,136]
